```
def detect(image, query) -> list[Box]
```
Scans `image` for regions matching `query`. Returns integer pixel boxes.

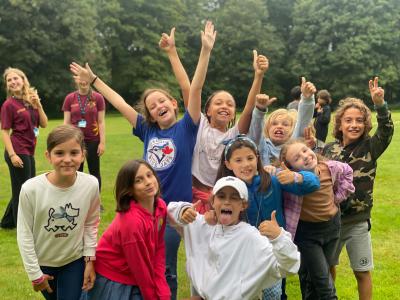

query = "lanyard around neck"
[77,92,90,117]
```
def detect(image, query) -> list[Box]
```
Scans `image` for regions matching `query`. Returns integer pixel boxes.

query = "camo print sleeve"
[369,103,394,160]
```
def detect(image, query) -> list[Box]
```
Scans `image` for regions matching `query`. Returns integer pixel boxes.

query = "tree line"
[1,0,399,116]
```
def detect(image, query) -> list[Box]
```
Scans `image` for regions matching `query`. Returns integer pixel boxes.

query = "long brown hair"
[216,136,271,193]
[115,159,161,212]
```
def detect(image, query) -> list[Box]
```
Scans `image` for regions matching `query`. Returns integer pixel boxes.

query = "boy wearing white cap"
[168,176,300,300]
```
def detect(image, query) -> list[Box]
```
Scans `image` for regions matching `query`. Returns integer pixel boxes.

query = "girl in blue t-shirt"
[70,21,216,300]
[213,135,320,300]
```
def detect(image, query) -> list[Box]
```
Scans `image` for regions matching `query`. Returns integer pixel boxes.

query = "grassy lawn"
[0,111,399,299]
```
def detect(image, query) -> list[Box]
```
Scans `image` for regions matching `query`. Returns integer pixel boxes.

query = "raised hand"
[253,50,269,75]
[29,88,42,109]
[204,209,218,225]
[369,76,385,105]
[201,21,217,52]
[70,62,96,85]
[304,127,317,149]
[255,93,277,110]
[33,274,54,293]
[159,27,176,52]
[301,77,316,99]
[181,201,201,224]
[277,162,300,184]
[258,211,282,239]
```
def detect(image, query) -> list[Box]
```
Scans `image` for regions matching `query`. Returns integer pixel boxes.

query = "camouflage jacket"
[323,103,394,224]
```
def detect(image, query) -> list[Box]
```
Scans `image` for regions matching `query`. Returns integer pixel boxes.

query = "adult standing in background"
[63,77,105,190]
[0,67,48,229]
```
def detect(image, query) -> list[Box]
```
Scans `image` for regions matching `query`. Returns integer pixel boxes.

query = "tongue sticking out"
[219,211,233,225]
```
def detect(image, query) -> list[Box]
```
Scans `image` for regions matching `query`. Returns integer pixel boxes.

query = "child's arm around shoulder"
[188,21,216,125]
[276,162,320,195]
[70,62,139,128]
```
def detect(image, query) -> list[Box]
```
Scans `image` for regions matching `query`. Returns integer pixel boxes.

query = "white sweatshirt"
[17,172,100,281]
[168,202,300,300]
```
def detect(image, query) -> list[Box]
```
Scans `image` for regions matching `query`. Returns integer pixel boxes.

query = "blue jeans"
[165,223,181,300]
[40,257,84,300]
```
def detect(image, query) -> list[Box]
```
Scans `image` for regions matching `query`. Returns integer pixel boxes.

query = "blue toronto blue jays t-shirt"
[134,112,199,204]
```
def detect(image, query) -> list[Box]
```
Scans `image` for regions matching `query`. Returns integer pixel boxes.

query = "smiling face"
[212,186,247,226]
[225,146,258,184]
[5,71,25,95]
[206,91,236,130]
[339,107,366,146]
[132,164,159,204]
[145,90,178,129]
[74,77,90,95]
[284,142,318,172]
[267,114,293,145]
[46,138,85,180]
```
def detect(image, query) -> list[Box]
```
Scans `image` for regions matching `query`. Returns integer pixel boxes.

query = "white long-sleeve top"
[168,202,300,300]
[17,172,100,281]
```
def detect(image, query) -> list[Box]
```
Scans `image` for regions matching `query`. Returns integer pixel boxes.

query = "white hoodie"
[168,202,300,300]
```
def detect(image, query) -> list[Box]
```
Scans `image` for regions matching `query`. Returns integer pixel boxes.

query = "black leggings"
[1,152,35,228]
[79,140,101,190]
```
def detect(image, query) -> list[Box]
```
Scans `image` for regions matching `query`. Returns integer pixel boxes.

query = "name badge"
[78,120,87,128]
[33,127,39,137]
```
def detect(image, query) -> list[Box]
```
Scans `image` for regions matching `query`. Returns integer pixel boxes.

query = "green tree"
[0,0,107,116]
[290,0,400,103]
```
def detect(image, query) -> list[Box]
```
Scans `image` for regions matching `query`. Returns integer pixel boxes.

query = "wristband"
[90,76,98,85]
[84,256,96,263]
[32,275,45,285]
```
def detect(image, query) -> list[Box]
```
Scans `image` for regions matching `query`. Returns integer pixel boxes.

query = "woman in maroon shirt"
[1,67,48,229]
[62,77,105,190]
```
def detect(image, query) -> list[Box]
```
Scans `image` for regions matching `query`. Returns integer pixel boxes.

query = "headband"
[223,135,258,161]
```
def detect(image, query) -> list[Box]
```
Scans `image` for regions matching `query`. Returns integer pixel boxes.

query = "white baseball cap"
[212,176,248,201]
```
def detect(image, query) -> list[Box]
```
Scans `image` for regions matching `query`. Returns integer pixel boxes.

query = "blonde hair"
[263,108,297,139]
[333,97,372,141]
[3,67,31,102]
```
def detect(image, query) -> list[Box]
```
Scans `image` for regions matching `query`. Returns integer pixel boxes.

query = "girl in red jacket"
[86,159,170,300]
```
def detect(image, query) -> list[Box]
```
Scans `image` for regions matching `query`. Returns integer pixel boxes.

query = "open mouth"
[218,110,229,116]
[221,209,232,215]
[159,109,168,117]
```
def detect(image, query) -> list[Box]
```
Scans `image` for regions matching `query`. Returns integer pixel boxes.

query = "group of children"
[6,21,394,300]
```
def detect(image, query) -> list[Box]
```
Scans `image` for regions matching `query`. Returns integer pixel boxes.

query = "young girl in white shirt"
[17,124,100,300]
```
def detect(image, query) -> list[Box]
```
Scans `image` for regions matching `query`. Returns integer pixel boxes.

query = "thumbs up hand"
[258,211,282,239]
[253,50,269,75]
[204,209,218,226]
[277,162,302,184]
[181,201,201,224]
[300,76,316,99]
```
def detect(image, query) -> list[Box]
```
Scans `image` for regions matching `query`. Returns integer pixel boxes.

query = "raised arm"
[159,27,191,107]
[368,76,394,159]
[70,62,138,128]
[188,21,216,124]
[237,51,269,134]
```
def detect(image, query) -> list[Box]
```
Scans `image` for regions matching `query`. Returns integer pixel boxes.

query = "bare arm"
[2,129,23,168]
[97,110,106,156]
[159,28,191,107]
[187,21,216,124]
[237,51,269,134]
[70,63,138,128]
[63,111,71,125]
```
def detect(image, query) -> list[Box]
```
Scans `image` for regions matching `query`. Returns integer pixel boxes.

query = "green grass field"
[0,112,399,299]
